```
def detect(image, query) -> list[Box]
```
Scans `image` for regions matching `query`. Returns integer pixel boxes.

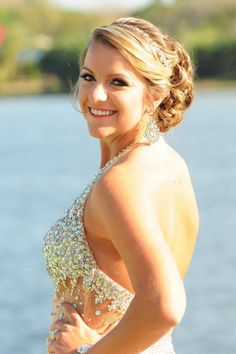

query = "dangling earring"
[142,112,161,144]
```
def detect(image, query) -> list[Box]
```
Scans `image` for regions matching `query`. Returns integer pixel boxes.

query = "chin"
[87,126,116,139]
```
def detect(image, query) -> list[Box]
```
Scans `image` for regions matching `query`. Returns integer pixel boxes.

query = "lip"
[88,107,117,118]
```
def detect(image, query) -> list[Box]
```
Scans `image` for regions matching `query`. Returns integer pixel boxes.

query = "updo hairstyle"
[78,16,196,132]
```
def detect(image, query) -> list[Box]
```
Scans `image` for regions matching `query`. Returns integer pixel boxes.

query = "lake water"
[0,89,235,354]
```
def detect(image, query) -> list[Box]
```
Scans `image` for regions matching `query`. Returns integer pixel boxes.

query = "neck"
[99,136,137,169]
[98,122,143,168]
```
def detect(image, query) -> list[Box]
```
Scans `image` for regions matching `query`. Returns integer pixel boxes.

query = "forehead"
[83,41,145,83]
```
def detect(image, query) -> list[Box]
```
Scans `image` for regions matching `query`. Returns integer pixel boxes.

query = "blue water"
[0,90,235,354]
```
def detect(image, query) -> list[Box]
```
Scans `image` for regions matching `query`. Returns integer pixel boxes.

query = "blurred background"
[1,0,236,94]
[0,1,235,353]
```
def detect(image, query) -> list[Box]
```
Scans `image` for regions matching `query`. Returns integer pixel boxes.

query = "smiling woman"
[77,41,156,148]
[43,16,199,354]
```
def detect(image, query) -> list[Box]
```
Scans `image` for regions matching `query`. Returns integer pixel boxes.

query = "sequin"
[42,144,135,316]
[43,142,175,353]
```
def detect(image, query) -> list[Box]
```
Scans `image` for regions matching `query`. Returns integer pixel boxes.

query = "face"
[78,41,150,144]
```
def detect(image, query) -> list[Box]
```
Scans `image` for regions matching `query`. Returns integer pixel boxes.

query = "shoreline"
[0,78,236,97]
[195,79,236,90]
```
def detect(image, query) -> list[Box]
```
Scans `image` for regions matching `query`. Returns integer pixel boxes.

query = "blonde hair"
[77,16,196,132]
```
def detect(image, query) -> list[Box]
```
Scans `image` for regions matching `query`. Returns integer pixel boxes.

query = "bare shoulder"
[93,138,199,278]
[94,137,198,218]
[94,142,160,210]
[92,143,186,290]
[94,148,152,216]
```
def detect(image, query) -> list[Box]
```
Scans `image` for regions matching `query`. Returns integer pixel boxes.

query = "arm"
[88,164,186,354]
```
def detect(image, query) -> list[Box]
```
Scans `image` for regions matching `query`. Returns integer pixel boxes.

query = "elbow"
[158,291,187,327]
[163,303,186,327]
[137,279,187,329]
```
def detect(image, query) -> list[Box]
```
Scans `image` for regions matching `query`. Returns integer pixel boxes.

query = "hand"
[47,302,101,354]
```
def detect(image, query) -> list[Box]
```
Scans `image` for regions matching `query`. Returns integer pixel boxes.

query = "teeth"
[90,108,116,116]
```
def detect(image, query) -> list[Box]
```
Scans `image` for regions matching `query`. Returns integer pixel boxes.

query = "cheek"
[77,83,88,105]
[113,91,141,110]
[120,90,145,116]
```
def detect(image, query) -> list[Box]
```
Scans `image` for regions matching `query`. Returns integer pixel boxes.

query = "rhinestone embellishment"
[43,143,135,315]
[43,142,175,353]
[144,116,161,144]
[121,24,169,69]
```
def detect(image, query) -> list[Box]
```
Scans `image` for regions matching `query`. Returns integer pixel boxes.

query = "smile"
[89,107,117,118]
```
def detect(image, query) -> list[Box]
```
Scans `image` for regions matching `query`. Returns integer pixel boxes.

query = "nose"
[89,83,108,103]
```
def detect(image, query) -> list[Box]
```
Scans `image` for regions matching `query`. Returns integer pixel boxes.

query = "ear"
[152,92,166,111]
[146,92,166,112]
[145,97,164,115]
[143,89,166,115]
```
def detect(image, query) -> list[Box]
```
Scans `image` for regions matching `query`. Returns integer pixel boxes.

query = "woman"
[43,16,199,354]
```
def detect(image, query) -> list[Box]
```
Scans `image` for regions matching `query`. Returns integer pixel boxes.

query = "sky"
[51,0,175,11]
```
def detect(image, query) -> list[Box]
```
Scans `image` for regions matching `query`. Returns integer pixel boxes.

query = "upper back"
[151,138,199,278]
[87,136,199,280]
[125,137,199,278]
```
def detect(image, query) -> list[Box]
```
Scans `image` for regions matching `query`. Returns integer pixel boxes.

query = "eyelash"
[79,74,127,87]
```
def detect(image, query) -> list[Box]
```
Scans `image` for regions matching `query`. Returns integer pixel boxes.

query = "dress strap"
[82,141,153,201]
[95,141,149,181]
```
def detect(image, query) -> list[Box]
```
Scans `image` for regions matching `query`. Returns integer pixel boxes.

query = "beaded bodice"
[43,144,135,320]
[43,141,176,352]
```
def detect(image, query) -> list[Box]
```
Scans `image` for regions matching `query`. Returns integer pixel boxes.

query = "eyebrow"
[82,66,132,80]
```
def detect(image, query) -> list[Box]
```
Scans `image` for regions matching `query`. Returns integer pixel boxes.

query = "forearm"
[88,293,178,354]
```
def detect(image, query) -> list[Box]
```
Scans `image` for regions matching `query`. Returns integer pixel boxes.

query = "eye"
[80,73,94,82]
[112,79,127,87]
[79,73,127,87]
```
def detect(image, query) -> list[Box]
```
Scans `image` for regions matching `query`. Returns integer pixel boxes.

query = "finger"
[50,320,68,331]
[48,339,57,354]
[47,336,53,348]
[48,329,61,342]
[61,302,82,326]
[47,340,55,353]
